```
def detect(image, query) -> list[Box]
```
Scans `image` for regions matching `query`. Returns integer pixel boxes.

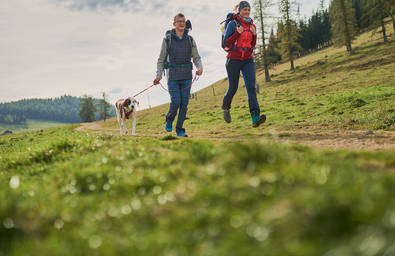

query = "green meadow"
[0,119,68,134]
[105,31,394,137]
[1,23,395,256]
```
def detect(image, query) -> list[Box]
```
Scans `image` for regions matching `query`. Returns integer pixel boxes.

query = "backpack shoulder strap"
[234,19,241,27]
[165,31,172,55]
[163,31,172,73]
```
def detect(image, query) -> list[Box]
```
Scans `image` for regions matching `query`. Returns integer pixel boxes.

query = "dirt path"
[76,122,395,151]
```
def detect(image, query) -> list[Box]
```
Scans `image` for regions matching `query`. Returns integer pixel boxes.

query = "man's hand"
[250,25,257,36]
[196,69,203,76]
[153,78,161,85]
[236,26,244,34]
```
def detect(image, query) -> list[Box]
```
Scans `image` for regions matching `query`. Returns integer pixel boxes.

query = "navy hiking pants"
[166,79,192,133]
[222,58,260,115]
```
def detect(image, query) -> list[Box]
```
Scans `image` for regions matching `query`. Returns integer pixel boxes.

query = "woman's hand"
[250,25,257,36]
[236,26,244,34]
[196,69,203,76]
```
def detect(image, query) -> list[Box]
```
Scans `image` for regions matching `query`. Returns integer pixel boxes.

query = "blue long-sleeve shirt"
[224,20,237,44]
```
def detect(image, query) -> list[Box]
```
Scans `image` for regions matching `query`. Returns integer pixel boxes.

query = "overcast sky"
[0,0,322,108]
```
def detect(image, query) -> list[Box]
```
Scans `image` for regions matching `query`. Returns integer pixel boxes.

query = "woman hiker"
[154,13,203,137]
[222,1,266,127]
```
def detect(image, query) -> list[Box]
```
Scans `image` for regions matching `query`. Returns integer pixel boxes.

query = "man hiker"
[154,13,203,137]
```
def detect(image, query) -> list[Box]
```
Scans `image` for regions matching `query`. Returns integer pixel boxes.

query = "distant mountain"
[0,95,115,124]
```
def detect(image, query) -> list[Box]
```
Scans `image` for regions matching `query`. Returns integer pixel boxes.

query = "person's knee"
[246,84,256,91]
[245,79,256,89]
[180,98,189,108]
[227,87,238,96]
[171,97,181,106]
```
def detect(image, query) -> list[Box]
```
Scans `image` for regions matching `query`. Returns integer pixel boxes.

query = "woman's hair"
[174,13,185,22]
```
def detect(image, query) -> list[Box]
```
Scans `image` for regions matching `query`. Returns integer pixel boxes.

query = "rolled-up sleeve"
[156,39,167,79]
[191,38,203,71]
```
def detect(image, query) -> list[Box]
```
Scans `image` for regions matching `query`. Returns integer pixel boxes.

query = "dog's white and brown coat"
[115,97,138,135]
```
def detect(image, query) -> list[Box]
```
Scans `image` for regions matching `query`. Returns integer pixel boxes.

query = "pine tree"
[99,92,111,122]
[278,0,301,70]
[350,0,364,32]
[267,28,281,65]
[78,95,96,122]
[321,9,332,46]
[320,0,325,10]
[389,0,395,33]
[363,0,390,42]
[253,0,273,82]
[329,0,357,54]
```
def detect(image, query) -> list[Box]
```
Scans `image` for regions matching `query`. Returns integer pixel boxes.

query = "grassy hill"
[0,96,116,134]
[0,24,394,256]
[99,24,394,137]
[0,119,68,134]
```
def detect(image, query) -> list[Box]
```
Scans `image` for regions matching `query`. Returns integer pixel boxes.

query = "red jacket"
[225,15,257,60]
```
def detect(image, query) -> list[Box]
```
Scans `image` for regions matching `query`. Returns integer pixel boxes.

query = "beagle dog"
[115,97,139,135]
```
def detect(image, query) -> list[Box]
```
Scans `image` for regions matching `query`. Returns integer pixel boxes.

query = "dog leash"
[159,74,200,93]
[133,83,157,98]
[133,74,200,98]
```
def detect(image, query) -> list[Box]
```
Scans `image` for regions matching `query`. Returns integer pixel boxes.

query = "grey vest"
[168,34,193,81]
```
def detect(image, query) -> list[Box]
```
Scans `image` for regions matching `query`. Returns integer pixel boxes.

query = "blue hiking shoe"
[222,109,231,123]
[176,131,188,137]
[252,113,266,127]
[165,122,172,132]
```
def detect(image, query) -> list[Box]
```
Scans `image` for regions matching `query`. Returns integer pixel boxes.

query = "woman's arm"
[224,21,241,46]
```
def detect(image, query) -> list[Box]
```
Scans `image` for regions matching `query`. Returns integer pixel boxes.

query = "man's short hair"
[174,13,185,22]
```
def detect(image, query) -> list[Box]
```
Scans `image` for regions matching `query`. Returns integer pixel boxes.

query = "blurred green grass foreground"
[1,127,395,256]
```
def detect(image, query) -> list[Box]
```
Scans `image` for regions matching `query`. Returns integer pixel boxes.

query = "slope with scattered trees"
[0,95,115,125]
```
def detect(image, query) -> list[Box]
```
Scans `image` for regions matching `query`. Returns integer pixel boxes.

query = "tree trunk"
[263,59,271,81]
[264,64,270,82]
[346,44,353,55]
[380,17,388,42]
[258,0,271,82]
[285,2,295,70]
[392,13,395,33]
[378,2,388,43]
[340,0,352,55]
[391,7,395,33]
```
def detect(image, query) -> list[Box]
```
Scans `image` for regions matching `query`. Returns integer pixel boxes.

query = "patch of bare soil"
[76,122,395,151]
[268,130,395,151]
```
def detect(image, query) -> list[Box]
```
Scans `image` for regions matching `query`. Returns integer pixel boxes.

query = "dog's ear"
[124,98,131,106]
